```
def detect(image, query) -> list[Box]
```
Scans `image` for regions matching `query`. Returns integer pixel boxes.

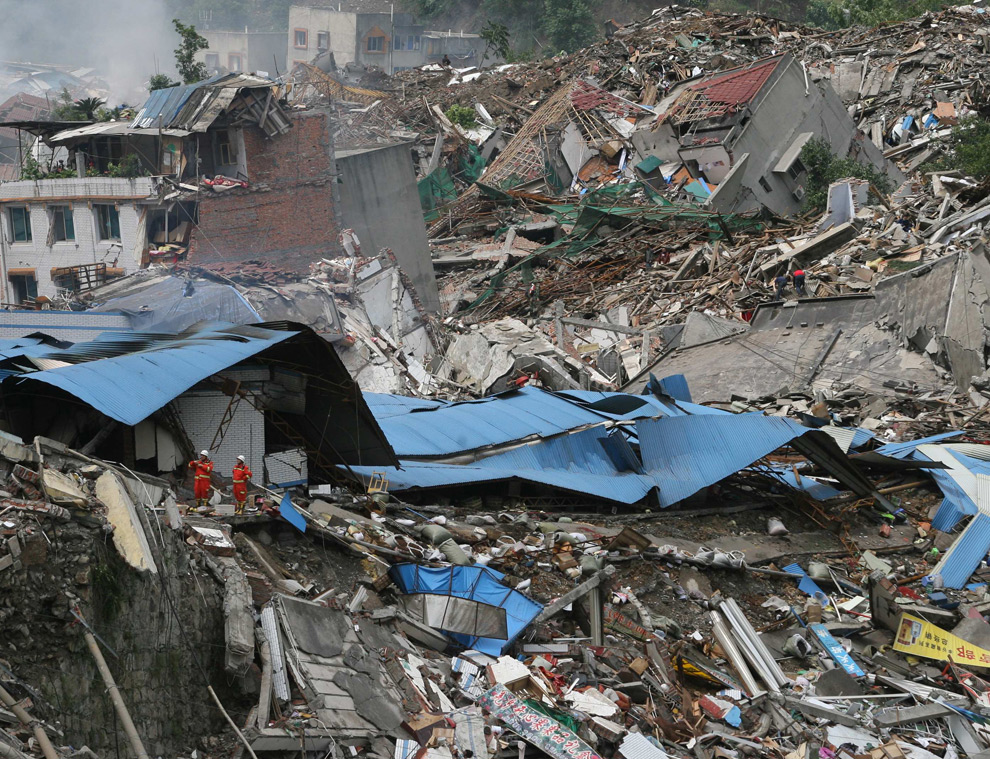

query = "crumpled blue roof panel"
[874,431,965,459]
[13,324,294,425]
[932,513,990,589]
[636,413,813,507]
[377,386,607,457]
[364,393,448,420]
[390,563,542,655]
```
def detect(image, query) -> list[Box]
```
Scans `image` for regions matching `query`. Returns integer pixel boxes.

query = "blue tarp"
[390,564,542,655]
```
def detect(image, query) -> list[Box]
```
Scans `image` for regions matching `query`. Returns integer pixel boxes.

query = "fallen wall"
[336,143,440,312]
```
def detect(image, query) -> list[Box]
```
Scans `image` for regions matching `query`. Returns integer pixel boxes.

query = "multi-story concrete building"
[288,3,490,74]
[0,74,337,305]
[197,29,288,77]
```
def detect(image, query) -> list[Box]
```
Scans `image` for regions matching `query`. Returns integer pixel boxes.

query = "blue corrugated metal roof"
[636,413,812,507]
[553,390,725,420]
[376,386,609,457]
[350,411,831,506]
[12,324,294,425]
[130,75,227,129]
[349,427,656,504]
[874,431,965,459]
[364,393,447,419]
[933,513,990,588]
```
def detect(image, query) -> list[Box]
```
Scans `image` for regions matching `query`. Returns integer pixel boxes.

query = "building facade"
[0,177,160,302]
[288,5,491,73]
[197,30,288,77]
[639,54,902,217]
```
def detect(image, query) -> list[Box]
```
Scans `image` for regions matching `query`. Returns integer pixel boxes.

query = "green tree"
[480,21,511,63]
[804,0,966,29]
[149,73,180,91]
[924,117,990,181]
[50,88,85,121]
[172,19,209,83]
[800,136,892,210]
[543,0,596,53]
[73,97,106,120]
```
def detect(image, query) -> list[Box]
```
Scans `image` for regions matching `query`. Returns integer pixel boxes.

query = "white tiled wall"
[0,310,130,342]
[0,178,157,301]
[174,391,265,480]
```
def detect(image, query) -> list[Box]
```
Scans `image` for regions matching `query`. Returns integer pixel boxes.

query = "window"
[8,271,37,304]
[205,53,220,70]
[758,176,772,193]
[49,206,74,243]
[228,53,243,72]
[787,157,806,181]
[8,206,31,242]
[317,31,329,50]
[294,29,308,48]
[96,204,120,241]
[367,35,385,52]
[395,35,420,51]
[217,131,235,166]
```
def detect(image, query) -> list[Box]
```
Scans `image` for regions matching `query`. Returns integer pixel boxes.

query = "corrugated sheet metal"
[931,513,990,589]
[377,386,608,457]
[131,80,208,129]
[636,413,812,507]
[348,427,655,504]
[13,324,294,425]
[874,431,965,459]
[364,393,447,419]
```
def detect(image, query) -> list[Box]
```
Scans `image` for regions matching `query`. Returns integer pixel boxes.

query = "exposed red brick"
[189,110,341,273]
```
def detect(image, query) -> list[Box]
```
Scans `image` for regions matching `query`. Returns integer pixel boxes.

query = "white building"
[0,177,159,303]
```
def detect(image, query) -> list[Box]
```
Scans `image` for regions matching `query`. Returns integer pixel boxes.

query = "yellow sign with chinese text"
[894,612,990,666]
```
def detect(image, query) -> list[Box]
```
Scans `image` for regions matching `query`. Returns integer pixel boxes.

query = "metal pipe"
[0,683,58,759]
[724,598,789,687]
[82,630,150,759]
[710,611,763,697]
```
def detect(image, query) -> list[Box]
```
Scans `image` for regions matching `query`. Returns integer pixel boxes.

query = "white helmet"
[237,455,245,462]
[200,450,209,457]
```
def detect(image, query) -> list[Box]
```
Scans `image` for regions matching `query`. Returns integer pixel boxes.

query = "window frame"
[8,272,37,304]
[9,206,31,243]
[367,35,385,53]
[786,157,807,181]
[228,53,243,72]
[317,31,329,50]
[49,205,74,243]
[95,204,121,242]
[294,28,308,49]
[205,53,220,70]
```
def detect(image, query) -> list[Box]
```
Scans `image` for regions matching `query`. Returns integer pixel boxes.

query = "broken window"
[205,53,220,70]
[317,31,329,50]
[8,206,31,242]
[759,176,772,193]
[8,271,37,304]
[228,53,243,72]
[48,205,74,243]
[95,204,120,241]
[216,131,236,166]
[294,29,308,48]
[787,157,806,181]
[367,35,385,52]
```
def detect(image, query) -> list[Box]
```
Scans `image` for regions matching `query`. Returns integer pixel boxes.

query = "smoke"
[0,0,179,105]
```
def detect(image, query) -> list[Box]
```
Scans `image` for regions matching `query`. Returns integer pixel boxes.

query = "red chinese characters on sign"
[478,685,604,759]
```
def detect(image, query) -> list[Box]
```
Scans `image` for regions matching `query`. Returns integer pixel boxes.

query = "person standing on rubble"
[232,455,252,515]
[188,450,214,514]
[774,272,789,300]
[442,54,451,67]
[793,269,807,297]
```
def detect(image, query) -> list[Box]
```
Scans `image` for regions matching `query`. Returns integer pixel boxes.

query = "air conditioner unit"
[793,186,806,201]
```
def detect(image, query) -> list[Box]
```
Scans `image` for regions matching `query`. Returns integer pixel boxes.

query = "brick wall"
[189,111,341,272]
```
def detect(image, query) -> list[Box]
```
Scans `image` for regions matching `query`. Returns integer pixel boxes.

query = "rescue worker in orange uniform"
[188,450,214,513]
[232,455,253,515]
